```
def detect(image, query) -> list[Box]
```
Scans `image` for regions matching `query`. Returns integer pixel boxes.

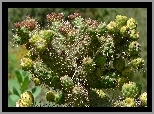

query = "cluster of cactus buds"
[12,13,146,107]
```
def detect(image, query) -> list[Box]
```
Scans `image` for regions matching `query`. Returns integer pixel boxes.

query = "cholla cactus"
[12,13,146,107]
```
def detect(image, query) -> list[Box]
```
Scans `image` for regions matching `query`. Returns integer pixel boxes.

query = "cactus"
[121,81,142,98]
[129,56,144,70]
[128,41,141,56]
[11,13,146,107]
[60,75,74,92]
[113,57,125,72]
[121,66,134,78]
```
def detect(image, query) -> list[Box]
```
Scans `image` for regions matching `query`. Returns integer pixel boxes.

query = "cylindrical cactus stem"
[121,66,134,79]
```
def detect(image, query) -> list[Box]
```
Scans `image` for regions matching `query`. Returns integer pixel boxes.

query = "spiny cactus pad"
[121,66,134,78]
[113,57,125,72]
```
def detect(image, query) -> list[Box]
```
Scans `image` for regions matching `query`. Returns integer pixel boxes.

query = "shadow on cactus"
[11,12,146,107]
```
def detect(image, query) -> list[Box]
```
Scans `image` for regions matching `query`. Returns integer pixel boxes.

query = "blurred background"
[8,8,147,106]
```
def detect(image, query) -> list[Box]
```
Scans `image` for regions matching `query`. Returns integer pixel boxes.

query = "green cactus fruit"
[122,81,142,98]
[60,75,74,92]
[122,97,136,107]
[129,29,139,41]
[106,21,119,34]
[115,15,128,27]
[121,66,134,78]
[17,91,34,107]
[129,41,141,56]
[94,54,107,67]
[46,91,56,102]
[20,57,33,70]
[139,92,147,106]
[113,57,125,72]
[129,57,144,69]
[72,85,89,107]
[33,77,42,86]
[127,18,138,30]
